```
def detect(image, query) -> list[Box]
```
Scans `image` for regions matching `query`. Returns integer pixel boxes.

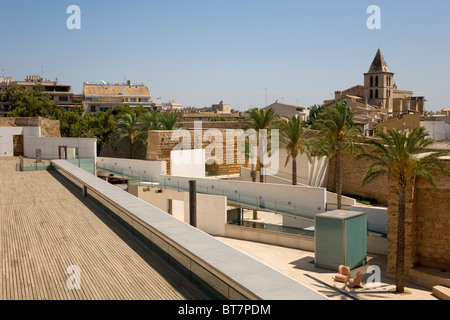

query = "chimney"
[127,80,131,86]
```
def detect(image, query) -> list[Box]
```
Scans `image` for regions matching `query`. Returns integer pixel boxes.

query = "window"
[375,76,379,87]
[370,76,373,87]
[370,90,374,99]
[375,89,379,99]
[130,98,137,102]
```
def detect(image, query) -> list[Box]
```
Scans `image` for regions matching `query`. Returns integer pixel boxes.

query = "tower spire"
[368,49,390,73]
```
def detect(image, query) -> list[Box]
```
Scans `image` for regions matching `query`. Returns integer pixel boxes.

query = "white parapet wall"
[421,121,450,142]
[351,205,388,235]
[170,149,206,178]
[184,193,228,237]
[162,175,327,219]
[24,136,97,160]
[0,126,41,157]
[97,157,167,181]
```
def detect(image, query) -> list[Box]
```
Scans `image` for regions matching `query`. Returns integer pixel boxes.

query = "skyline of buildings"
[2,1,450,113]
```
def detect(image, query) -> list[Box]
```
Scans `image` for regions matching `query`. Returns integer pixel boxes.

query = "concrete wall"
[184,193,227,236]
[421,121,450,142]
[24,136,97,160]
[0,126,42,157]
[226,223,388,255]
[276,150,310,185]
[240,166,355,208]
[170,149,206,178]
[98,157,167,181]
[282,215,314,229]
[163,175,326,219]
[0,127,26,156]
[225,224,315,252]
[351,205,388,235]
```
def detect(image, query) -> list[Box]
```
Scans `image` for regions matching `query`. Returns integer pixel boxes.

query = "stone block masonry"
[147,130,247,175]
[0,117,61,138]
[326,146,450,275]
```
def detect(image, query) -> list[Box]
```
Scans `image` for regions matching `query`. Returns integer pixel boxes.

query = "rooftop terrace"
[0,157,204,300]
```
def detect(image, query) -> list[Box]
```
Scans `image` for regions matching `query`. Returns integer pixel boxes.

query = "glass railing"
[96,162,159,185]
[95,164,319,222]
[19,157,52,171]
[19,157,96,174]
[161,176,317,221]
[65,158,96,175]
[228,220,314,238]
[51,160,258,300]
[326,203,352,211]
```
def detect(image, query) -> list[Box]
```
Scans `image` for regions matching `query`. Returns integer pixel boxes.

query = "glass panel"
[191,261,228,300]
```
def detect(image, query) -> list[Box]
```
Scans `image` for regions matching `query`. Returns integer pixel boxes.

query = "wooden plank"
[0,158,204,300]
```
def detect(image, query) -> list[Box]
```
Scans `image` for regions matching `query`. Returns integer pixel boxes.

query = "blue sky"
[1,0,449,111]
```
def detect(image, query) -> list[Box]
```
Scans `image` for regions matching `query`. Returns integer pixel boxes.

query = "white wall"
[184,192,227,236]
[0,127,25,156]
[98,157,166,181]
[163,175,326,220]
[282,215,315,229]
[351,205,388,235]
[276,150,310,185]
[170,149,206,178]
[0,126,42,157]
[421,121,450,142]
[24,136,97,160]
[243,149,329,188]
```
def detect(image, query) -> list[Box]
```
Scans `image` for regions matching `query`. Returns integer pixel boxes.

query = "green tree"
[357,128,449,293]
[306,104,327,128]
[141,111,161,131]
[157,111,180,130]
[84,110,117,154]
[277,116,310,185]
[57,106,85,137]
[241,108,279,183]
[312,103,362,209]
[112,105,149,119]
[4,84,57,118]
[111,113,147,159]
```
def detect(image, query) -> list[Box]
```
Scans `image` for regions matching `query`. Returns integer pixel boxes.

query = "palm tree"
[312,103,362,209]
[241,108,279,183]
[357,127,448,293]
[277,116,310,185]
[157,111,179,130]
[141,111,160,131]
[111,113,147,159]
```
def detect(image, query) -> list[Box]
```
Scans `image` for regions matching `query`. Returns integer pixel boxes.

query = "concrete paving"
[215,236,438,300]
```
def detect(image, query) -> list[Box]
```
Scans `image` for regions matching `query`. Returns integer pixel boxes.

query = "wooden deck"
[0,158,205,300]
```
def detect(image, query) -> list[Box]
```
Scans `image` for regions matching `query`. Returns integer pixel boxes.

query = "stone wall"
[147,130,248,175]
[326,146,450,274]
[0,117,60,137]
[99,138,147,160]
[413,160,450,271]
[327,150,389,205]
